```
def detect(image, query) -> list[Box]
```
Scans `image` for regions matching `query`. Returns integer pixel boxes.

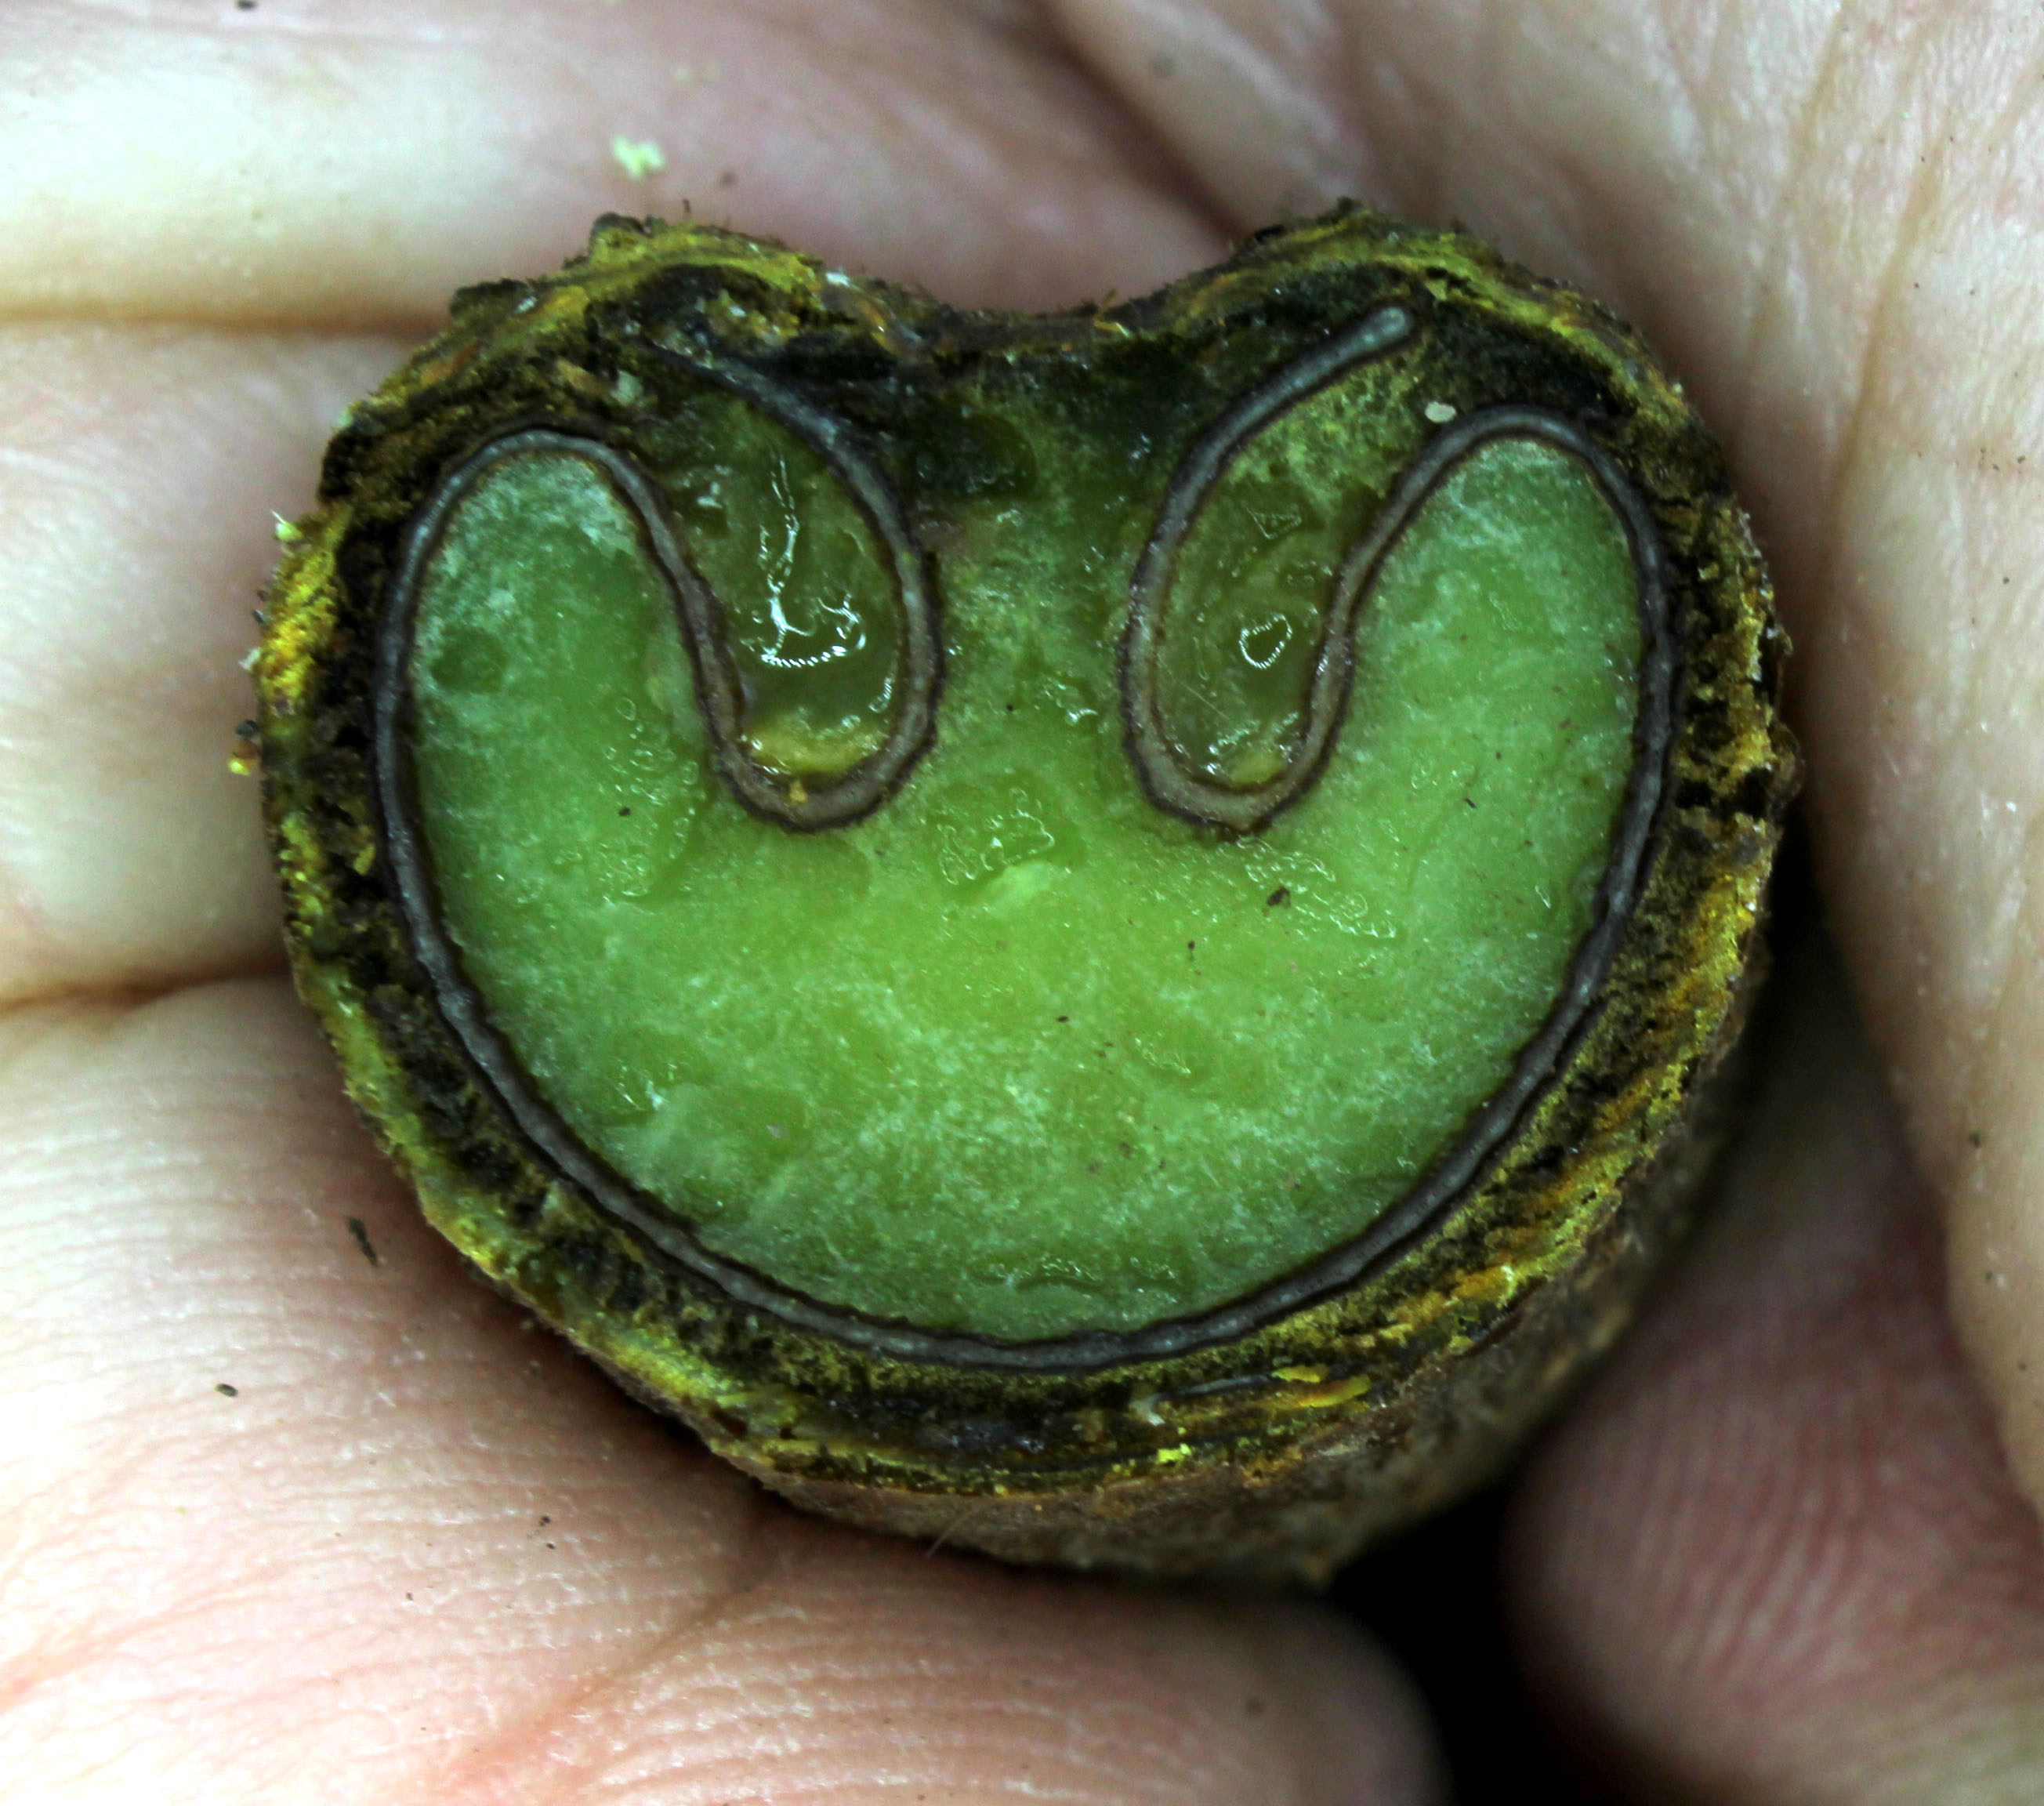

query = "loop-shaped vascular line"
[646,340,942,831]
[1121,305,1415,831]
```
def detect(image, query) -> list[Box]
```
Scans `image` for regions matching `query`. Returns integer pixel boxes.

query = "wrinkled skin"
[3,2,2042,1799]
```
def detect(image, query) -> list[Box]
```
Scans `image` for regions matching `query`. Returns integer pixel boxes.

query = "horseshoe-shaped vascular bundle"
[371,297,1674,1368]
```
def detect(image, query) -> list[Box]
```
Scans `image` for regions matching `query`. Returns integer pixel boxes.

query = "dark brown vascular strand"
[369,396,1672,1370]
[388,393,941,840]
[388,423,937,838]
[1122,303,1415,832]
[643,336,941,830]
[1121,325,1673,839]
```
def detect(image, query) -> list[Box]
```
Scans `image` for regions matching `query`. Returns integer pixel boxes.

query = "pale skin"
[4,0,2044,1798]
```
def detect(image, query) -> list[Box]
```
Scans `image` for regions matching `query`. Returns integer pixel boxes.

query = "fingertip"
[1504,935,2044,1797]
[1216,1596,1448,1806]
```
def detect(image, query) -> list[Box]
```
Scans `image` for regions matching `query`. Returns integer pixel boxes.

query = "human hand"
[4,3,2041,1800]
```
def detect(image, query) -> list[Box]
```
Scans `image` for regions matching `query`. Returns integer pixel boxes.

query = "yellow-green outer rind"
[258,207,1793,1583]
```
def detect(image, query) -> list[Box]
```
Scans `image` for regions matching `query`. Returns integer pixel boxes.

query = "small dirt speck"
[1267,887,1290,907]
[346,1217,379,1266]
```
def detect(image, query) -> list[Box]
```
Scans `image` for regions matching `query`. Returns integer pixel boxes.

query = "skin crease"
[0,1,2041,1800]
[1509,936,2044,1802]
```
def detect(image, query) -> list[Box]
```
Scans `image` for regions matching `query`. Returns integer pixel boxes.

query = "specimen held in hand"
[258,206,1792,1581]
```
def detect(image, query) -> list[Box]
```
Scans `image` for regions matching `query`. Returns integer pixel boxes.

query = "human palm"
[6,2,2044,1799]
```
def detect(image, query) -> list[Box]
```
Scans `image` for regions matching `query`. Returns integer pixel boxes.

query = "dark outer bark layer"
[256,205,1795,1583]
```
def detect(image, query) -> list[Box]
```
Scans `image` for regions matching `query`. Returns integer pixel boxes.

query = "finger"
[0,325,406,1005]
[1044,0,2044,1527]
[1,0,1223,325]
[0,0,1232,1005]
[0,977,1441,1804]
[1504,934,2044,1800]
